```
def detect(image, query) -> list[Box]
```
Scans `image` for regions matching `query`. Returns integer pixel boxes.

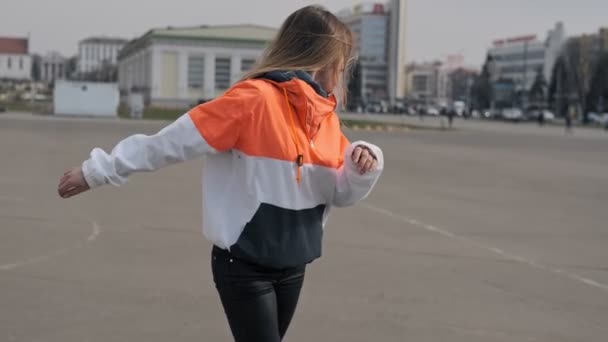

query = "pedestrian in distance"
[537,111,544,126]
[565,106,574,134]
[57,5,384,342]
[447,107,455,128]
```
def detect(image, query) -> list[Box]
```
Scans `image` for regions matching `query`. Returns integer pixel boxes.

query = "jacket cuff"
[81,158,105,189]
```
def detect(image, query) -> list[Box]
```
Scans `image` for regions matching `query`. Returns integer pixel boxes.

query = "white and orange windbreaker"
[82,71,384,268]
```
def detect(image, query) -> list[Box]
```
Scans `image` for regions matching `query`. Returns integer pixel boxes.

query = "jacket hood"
[258,70,337,139]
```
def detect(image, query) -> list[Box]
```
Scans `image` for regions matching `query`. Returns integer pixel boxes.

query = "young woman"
[58,5,384,342]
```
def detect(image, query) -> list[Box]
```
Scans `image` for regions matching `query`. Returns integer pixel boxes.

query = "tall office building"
[487,22,565,92]
[388,0,408,105]
[339,3,389,102]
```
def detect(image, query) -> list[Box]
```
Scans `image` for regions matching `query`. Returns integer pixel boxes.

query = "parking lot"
[1,112,607,342]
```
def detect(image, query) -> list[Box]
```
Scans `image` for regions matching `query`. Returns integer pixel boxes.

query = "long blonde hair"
[242,5,355,104]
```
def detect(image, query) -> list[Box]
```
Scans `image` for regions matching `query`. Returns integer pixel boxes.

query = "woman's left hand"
[351,146,378,175]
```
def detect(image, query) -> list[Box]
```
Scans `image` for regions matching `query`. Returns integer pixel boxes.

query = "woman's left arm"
[332,135,384,207]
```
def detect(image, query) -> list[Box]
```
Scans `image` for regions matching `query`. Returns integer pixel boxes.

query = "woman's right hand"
[58,167,90,199]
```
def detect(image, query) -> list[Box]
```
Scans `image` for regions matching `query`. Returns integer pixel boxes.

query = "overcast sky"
[1,0,606,66]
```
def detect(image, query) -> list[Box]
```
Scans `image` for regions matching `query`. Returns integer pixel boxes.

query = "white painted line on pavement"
[0,221,101,271]
[363,203,608,292]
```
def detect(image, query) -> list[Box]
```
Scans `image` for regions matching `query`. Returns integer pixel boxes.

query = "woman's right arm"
[58,82,259,198]
[81,113,215,188]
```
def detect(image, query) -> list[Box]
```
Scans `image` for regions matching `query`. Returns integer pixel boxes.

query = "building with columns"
[78,37,127,74]
[37,52,68,84]
[117,25,276,108]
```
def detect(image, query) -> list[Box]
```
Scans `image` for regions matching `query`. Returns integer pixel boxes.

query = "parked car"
[426,106,440,116]
[482,109,496,119]
[529,109,555,121]
[542,110,556,121]
[502,108,524,122]
[453,101,466,116]
[365,101,383,113]
[20,93,49,101]
[390,103,404,114]
[587,112,608,125]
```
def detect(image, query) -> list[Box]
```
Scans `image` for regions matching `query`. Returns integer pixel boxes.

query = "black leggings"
[211,246,305,342]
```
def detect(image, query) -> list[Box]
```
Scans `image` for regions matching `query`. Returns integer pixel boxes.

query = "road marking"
[0,221,101,271]
[363,203,608,292]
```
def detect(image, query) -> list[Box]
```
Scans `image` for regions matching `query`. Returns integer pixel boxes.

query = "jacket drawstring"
[283,88,304,185]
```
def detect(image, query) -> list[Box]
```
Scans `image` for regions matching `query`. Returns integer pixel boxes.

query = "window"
[413,75,429,93]
[7,57,12,69]
[494,50,545,62]
[241,58,256,73]
[500,63,542,75]
[19,58,24,69]
[188,56,205,88]
[215,57,231,90]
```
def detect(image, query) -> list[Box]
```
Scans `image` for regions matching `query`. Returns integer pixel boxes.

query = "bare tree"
[529,66,547,109]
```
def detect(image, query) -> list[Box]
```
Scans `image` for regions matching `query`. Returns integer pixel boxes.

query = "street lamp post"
[522,40,529,110]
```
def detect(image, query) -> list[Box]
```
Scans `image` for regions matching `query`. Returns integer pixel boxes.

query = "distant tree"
[549,35,606,121]
[346,61,362,110]
[587,52,608,113]
[548,56,571,117]
[471,54,493,109]
[529,66,547,108]
[561,36,595,122]
[98,59,118,82]
[449,68,478,104]
[31,54,41,82]
[65,56,78,80]
[81,59,118,83]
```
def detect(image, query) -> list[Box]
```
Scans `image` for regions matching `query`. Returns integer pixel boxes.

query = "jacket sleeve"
[81,83,258,188]
[332,135,384,207]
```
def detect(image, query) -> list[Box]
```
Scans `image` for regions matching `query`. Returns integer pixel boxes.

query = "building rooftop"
[119,24,277,60]
[0,37,28,54]
[149,24,277,43]
[80,37,129,45]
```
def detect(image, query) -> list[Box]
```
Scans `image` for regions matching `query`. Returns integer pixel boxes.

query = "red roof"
[0,37,28,54]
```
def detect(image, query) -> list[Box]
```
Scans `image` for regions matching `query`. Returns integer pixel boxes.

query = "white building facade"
[488,22,565,91]
[39,52,67,83]
[118,25,275,108]
[340,3,390,102]
[78,37,127,74]
[0,37,32,81]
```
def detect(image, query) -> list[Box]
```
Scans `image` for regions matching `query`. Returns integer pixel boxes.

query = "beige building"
[405,61,442,102]
[118,25,276,108]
